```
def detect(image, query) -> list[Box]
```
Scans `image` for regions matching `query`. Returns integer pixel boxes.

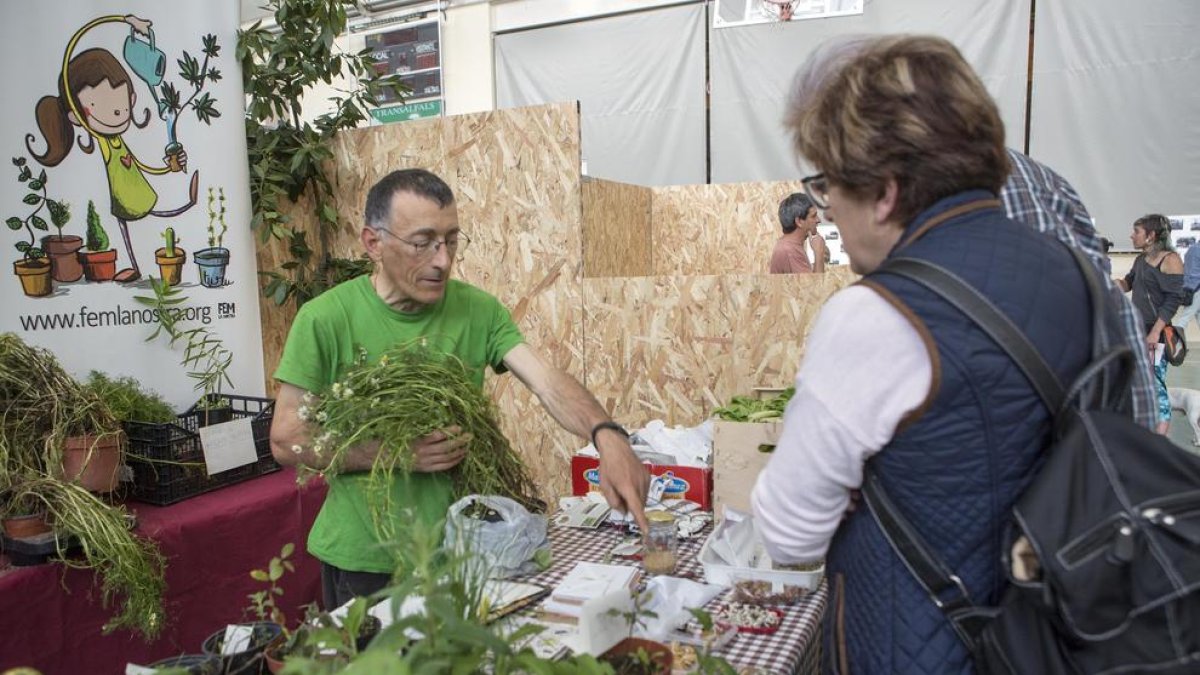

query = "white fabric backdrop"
[1029,0,1200,244]
[710,0,1033,183]
[494,3,707,186]
[0,0,265,409]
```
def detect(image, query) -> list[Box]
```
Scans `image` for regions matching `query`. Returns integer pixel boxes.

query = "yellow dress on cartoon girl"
[26,14,198,283]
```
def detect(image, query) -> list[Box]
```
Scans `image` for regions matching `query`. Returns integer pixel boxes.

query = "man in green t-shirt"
[270,168,650,609]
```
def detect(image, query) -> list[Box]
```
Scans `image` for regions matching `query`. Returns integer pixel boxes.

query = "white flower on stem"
[332,382,343,397]
[342,387,354,398]
[316,411,328,423]
[298,405,312,421]
[290,444,303,455]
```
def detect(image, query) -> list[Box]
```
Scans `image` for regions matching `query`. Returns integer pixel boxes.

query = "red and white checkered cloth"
[518,523,828,674]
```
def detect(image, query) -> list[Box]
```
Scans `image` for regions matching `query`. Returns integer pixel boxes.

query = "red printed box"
[570,455,713,511]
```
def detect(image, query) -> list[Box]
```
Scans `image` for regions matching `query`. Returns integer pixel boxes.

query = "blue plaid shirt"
[1001,149,1157,429]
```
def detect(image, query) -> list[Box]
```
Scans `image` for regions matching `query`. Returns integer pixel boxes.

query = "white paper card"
[124,666,157,675]
[573,589,636,656]
[199,418,258,475]
[220,623,255,655]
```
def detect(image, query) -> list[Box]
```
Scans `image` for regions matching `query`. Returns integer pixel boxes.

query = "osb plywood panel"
[726,267,858,394]
[582,178,653,277]
[443,103,584,503]
[583,276,735,428]
[260,102,584,504]
[652,180,805,276]
[583,267,858,430]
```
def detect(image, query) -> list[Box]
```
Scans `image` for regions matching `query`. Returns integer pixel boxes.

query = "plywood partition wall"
[651,180,805,276]
[583,267,857,428]
[581,178,653,277]
[258,102,586,501]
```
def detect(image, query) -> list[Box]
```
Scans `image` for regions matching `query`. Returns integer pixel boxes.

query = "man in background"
[770,193,827,273]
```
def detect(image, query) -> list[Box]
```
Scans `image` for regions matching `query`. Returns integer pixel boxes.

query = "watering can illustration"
[124,27,166,88]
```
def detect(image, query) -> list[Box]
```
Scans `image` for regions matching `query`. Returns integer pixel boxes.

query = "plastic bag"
[444,495,550,579]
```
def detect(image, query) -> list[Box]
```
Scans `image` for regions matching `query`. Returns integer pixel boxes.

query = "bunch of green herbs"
[82,371,176,424]
[711,387,795,422]
[302,341,540,541]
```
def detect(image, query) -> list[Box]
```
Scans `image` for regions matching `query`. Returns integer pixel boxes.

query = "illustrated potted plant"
[155,226,186,286]
[194,186,230,288]
[9,157,83,283]
[8,156,53,297]
[78,200,118,282]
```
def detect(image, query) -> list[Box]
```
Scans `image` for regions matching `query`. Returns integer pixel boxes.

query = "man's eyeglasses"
[375,228,471,260]
[802,173,830,210]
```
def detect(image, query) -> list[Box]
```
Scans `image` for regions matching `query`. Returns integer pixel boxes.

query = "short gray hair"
[778,193,815,234]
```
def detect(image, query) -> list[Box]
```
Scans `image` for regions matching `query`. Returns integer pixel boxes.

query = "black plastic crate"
[124,395,280,506]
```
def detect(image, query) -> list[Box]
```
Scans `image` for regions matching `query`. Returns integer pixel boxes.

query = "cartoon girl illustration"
[26,15,198,283]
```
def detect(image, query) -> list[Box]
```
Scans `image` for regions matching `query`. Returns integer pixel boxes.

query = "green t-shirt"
[274,275,525,573]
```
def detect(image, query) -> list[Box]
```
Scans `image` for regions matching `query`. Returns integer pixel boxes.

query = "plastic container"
[124,395,278,505]
[698,517,823,604]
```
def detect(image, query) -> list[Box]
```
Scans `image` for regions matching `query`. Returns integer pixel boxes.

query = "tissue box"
[712,420,783,516]
[570,456,713,511]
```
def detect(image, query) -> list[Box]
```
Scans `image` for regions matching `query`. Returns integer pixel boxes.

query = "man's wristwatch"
[591,421,630,449]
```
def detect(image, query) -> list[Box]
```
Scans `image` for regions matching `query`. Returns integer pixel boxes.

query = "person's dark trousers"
[321,562,391,610]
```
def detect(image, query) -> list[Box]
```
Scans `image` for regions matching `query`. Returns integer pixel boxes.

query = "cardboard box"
[712,420,782,516]
[570,455,713,511]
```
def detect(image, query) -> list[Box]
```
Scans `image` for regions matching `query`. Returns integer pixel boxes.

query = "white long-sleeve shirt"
[751,284,934,563]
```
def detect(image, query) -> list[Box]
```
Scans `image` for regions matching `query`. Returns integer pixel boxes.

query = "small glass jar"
[643,510,678,575]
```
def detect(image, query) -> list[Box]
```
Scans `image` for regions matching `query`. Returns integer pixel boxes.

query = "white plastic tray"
[698,516,824,593]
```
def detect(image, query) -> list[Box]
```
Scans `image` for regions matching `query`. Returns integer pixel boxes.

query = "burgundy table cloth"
[0,469,326,674]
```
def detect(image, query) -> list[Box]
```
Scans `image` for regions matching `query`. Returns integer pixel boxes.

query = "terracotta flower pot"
[62,432,123,493]
[156,247,187,286]
[13,258,52,297]
[3,513,52,539]
[42,235,84,282]
[78,249,118,282]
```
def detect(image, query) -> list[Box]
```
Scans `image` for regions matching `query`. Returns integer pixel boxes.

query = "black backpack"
[865,251,1200,674]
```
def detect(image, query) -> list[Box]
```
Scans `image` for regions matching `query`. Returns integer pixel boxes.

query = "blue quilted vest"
[821,191,1093,674]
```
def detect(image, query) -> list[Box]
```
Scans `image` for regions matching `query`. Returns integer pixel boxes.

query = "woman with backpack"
[1116,213,1185,434]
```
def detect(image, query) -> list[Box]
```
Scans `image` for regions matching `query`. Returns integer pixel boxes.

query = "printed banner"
[0,0,264,410]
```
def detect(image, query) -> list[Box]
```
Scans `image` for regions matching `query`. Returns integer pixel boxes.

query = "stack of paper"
[543,562,639,617]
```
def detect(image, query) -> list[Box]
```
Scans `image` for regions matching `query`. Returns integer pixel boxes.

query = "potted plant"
[202,544,290,675]
[155,227,186,286]
[239,0,404,310]
[194,187,230,288]
[1,493,52,539]
[136,278,234,430]
[145,654,222,674]
[82,371,176,425]
[0,333,124,493]
[78,200,118,282]
[8,156,54,297]
[601,591,674,675]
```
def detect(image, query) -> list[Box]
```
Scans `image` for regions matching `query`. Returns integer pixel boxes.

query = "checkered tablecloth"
[517,523,828,674]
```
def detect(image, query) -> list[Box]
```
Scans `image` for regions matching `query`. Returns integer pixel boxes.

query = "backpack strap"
[878,257,1066,412]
